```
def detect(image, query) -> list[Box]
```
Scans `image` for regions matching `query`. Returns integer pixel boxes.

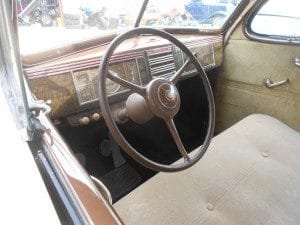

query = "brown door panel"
[216,26,300,132]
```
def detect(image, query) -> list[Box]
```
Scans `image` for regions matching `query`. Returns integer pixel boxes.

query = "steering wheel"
[98,28,215,172]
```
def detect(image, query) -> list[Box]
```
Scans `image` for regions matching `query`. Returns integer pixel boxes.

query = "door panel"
[216,23,300,132]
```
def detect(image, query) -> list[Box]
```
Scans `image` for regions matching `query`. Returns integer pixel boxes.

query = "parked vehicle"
[80,6,109,29]
[143,5,198,27]
[185,0,239,26]
[18,0,59,26]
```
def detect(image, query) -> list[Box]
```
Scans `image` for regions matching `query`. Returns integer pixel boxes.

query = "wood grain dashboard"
[25,34,223,120]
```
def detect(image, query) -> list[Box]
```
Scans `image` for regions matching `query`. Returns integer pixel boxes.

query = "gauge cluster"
[72,43,216,106]
[72,59,143,105]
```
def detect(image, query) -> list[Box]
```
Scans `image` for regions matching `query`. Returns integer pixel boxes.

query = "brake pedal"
[109,132,126,168]
[100,133,126,168]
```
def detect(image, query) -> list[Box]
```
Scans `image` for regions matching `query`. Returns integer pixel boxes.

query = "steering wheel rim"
[98,27,215,172]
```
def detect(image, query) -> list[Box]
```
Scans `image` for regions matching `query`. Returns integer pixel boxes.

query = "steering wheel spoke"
[165,118,191,162]
[170,57,192,84]
[107,71,146,96]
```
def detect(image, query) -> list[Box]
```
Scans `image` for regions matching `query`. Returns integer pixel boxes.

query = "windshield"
[17,0,243,55]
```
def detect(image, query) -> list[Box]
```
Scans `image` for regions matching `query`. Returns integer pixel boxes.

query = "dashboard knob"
[92,113,101,121]
[79,117,89,125]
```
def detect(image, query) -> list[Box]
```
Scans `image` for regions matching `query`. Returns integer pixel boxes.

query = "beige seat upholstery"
[114,114,300,225]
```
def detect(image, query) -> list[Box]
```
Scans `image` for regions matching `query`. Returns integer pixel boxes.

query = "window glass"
[142,0,242,29]
[250,0,300,39]
[17,0,243,55]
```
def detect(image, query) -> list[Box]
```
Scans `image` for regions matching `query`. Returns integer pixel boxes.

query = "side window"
[247,0,300,42]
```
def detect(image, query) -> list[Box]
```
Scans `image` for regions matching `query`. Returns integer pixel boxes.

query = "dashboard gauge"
[123,60,141,85]
[72,59,141,105]
[106,70,121,95]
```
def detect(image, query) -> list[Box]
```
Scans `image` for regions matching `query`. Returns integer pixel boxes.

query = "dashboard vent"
[148,50,176,78]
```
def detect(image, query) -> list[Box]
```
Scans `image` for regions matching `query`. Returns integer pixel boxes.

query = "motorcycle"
[80,6,109,29]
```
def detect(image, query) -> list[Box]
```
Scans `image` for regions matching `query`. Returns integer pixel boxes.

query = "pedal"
[109,132,126,168]
[100,139,111,157]
[100,133,126,168]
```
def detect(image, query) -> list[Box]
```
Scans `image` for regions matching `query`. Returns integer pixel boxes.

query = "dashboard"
[25,34,223,125]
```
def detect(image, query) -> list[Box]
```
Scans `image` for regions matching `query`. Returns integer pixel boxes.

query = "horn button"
[146,78,181,119]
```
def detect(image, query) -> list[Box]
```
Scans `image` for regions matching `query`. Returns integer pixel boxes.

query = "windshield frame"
[1,0,33,137]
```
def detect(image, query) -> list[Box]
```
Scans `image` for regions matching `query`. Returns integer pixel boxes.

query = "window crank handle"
[264,78,289,88]
[295,57,300,67]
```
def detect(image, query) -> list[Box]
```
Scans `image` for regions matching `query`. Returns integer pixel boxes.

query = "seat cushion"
[114,114,300,225]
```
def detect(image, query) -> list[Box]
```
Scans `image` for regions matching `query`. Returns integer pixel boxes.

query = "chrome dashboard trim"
[135,58,143,85]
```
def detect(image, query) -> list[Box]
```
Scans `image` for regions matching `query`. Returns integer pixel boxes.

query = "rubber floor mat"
[100,163,142,202]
